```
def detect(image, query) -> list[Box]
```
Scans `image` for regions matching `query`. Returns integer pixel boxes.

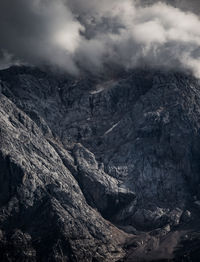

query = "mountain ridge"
[1,66,200,261]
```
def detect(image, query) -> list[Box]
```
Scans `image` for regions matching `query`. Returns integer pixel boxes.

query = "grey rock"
[0,93,126,261]
[1,66,200,261]
[72,143,135,218]
[180,210,192,223]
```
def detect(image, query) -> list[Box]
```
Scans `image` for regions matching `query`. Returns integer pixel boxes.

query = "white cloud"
[1,0,200,77]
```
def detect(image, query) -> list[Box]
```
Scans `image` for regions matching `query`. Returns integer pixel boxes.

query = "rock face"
[1,66,200,261]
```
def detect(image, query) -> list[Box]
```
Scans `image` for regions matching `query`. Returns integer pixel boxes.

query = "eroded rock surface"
[1,66,200,261]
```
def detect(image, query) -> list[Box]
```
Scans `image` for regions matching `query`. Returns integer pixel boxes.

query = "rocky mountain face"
[0,66,200,261]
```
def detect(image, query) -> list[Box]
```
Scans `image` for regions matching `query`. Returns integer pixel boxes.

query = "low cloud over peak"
[1,0,200,77]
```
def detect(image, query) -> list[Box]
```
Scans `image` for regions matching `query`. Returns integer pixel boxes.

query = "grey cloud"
[0,50,20,70]
[0,0,82,74]
[1,0,200,77]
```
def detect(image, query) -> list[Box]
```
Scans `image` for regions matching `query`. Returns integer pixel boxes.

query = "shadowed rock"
[1,66,200,261]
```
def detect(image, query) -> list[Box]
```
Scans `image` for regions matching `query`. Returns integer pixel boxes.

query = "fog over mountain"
[2,1,200,262]
[1,0,200,76]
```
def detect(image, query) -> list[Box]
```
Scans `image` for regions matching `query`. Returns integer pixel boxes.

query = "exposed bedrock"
[1,66,200,261]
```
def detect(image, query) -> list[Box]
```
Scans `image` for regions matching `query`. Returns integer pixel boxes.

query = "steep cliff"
[1,66,200,261]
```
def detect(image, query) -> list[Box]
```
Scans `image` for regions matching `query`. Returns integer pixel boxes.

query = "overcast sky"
[1,0,200,77]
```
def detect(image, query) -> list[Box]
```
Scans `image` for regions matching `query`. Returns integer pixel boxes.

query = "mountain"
[0,66,200,261]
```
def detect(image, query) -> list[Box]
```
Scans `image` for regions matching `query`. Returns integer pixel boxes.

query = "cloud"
[1,0,200,77]
[0,0,83,74]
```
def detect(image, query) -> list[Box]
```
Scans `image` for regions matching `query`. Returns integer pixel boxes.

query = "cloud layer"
[1,0,200,77]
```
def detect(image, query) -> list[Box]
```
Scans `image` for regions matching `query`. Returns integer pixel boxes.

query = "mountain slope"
[1,66,200,261]
[0,88,127,261]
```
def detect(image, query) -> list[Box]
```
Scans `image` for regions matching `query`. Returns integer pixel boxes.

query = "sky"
[1,0,200,77]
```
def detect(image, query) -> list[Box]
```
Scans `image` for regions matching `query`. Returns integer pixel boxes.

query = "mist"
[1,0,200,77]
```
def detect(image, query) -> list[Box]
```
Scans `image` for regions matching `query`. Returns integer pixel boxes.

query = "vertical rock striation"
[1,66,200,261]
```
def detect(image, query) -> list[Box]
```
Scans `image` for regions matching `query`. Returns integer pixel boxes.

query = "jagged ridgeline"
[0,66,200,261]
